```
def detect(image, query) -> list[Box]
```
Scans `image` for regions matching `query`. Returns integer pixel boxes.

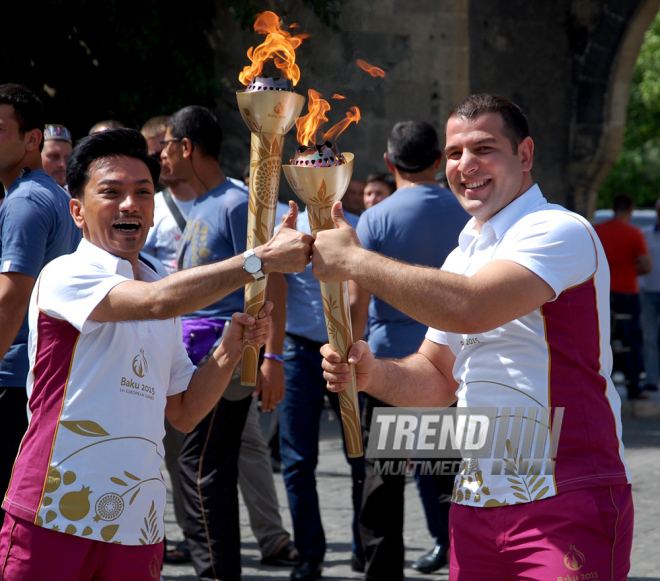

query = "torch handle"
[305,202,363,457]
[317,279,363,457]
[241,131,285,386]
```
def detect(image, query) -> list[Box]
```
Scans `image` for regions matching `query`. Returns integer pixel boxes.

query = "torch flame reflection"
[239,11,309,86]
[356,58,386,78]
[296,89,361,147]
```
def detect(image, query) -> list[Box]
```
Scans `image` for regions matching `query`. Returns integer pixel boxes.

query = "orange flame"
[356,59,386,78]
[239,11,309,86]
[295,89,361,146]
[332,94,346,99]
[324,107,361,143]
[296,90,330,146]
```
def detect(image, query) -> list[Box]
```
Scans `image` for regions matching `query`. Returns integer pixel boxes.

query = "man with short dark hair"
[41,124,73,189]
[0,128,311,580]
[316,94,633,580]
[362,172,395,210]
[0,84,80,524]
[350,120,469,580]
[595,194,652,400]
[161,105,283,581]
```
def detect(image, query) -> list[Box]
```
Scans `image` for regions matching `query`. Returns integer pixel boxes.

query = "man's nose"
[457,150,478,174]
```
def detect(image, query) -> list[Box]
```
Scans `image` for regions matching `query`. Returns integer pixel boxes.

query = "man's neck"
[187,160,226,198]
[613,211,632,223]
[165,179,197,202]
[0,153,43,192]
[394,169,436,191]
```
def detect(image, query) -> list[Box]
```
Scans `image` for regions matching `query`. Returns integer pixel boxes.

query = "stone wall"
[210,0,469,195]
[210,0,658,214]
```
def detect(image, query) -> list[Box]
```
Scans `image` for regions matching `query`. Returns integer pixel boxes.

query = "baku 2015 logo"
[132,348,148,378]
[564,545,585,571]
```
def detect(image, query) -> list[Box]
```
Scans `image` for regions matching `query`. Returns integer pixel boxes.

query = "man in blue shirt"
[161,105,288,581]
[0,84,80,523]
[351,121,469,580]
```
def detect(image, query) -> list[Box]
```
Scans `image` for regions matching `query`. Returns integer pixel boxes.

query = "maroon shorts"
[449,484,633,581]
[0,513,164,581]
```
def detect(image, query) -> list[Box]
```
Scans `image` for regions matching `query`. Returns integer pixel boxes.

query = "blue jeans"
[641,290,660,386]
[279,334,365,561]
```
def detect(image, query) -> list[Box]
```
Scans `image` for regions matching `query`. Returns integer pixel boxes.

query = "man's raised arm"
[91,203,313,322]
[313,202,554,335]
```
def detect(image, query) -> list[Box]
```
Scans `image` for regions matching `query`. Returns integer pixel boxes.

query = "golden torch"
[282,90,363,457]
[237,12,306,386]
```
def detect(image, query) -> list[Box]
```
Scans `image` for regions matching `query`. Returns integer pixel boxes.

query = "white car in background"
[592,208,657,228]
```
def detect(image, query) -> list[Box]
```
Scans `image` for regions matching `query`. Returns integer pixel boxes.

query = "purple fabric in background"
[181,318,226,365]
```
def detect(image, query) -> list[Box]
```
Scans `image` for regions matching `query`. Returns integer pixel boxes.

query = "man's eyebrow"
[444,136,498,155]
[96,178,153,186]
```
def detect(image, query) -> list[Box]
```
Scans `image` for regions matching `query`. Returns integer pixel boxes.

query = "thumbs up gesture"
[259,201,315,274]
[312,201,364,282]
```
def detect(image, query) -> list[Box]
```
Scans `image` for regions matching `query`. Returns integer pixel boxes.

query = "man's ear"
[70,196,86,229]
[182,137,194,160]
[434,154,443,170]
[24,129,42,153]
[518,136,534,172]
[383,152,396,174]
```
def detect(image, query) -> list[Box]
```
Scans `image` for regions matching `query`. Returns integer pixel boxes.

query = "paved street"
[162,407,660,581]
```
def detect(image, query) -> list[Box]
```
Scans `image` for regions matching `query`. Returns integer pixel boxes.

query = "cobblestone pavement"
[161,410,660,581]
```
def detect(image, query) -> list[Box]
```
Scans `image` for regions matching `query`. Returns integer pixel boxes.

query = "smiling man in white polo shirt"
[314,95,633,581]
[0,128,313,581]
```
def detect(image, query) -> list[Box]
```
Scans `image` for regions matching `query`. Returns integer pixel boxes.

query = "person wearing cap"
[350,121,469,580]
[41,124,73,189]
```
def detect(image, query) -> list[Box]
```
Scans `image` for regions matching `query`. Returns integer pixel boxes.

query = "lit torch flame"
[296,89,361,147]
[356,58,386,78]
[239,11,309,86]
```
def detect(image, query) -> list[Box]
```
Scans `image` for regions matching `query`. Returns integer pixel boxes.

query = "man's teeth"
[465,180,487,188]
[114,222,140,231]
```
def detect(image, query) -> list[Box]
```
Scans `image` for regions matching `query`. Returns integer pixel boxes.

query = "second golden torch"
[282,90,363,457]
[237,12,306,386]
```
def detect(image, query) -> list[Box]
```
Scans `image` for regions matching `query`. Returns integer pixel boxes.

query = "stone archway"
[573,0,660,217]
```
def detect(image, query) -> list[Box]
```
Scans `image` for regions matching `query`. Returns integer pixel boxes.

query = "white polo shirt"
[3,239,195,545]
[426,185,630,507]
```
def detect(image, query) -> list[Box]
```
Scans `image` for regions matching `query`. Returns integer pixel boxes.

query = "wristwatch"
[243,249,266,281]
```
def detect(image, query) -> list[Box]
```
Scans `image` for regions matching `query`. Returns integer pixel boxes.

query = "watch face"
[244,254,262,274]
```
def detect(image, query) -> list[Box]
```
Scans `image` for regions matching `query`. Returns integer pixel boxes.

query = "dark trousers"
[360,395,453,581]
[279,333,365,562]
[178,395,252,581]
[611,293,644,398]
[0,387,28,525]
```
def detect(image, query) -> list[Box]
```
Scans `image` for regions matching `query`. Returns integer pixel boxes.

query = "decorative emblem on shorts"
[132,348,148,378]
[564,545,585,571]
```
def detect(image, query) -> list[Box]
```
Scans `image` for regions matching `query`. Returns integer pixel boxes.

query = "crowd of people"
[0,82,637,581]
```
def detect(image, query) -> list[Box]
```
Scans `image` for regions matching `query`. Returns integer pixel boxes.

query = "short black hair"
[167,105,223,159]
[67,128,160,200]
[387,121,441,173]
[448,94,529,153]
[0,84,45,135]
[612,194,634,213]
[365,172,396,194]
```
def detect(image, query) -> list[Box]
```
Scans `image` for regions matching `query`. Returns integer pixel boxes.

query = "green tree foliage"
[0,0,220,141]
[599,10,660,208]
